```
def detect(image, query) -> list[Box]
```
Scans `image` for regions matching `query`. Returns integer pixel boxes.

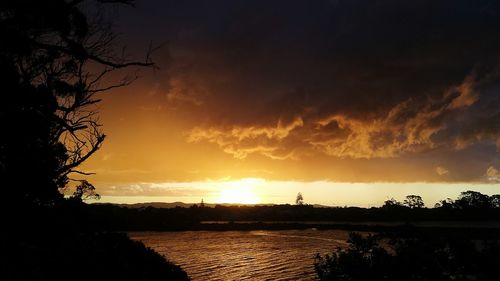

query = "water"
[129,230,353,281]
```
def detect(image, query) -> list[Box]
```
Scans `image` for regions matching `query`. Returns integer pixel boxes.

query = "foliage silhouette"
[315,231,500,281]
[0,1,189,280]
[382,197,401,207]
[0,0,154,207]
[296,192,305,205]
[455,190,492,209]
[403,195,425,209]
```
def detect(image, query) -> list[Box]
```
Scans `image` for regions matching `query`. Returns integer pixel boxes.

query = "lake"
[130,230,353,280]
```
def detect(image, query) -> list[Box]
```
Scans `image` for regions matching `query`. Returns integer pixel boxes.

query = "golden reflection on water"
[130,230,352,281]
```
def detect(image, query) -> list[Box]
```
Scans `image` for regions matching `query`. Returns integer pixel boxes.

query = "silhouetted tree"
[382,197,401,208]
[296,192,304,205]
[69,180,100,202]
[455,190,491,209]
[0,0,155,206]
[435,198,455,209]
[0,3,191,281]
[403,195,425,209]
[432,192,500,210]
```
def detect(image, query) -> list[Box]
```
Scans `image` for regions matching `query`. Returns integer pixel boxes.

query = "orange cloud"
[187,117,303,159]
[486,166,500,182]
[445,75,478,110]
[435,166,449,176]
[186,75,488,160]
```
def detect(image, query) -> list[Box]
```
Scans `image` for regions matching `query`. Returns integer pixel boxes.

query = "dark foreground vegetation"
[309,191,500,280]
[315,230,500,281]
[2,0,500,280]
[1,202,190,281]
[0,1,189,280]
[2,229,188,281]
[1,204,190,280]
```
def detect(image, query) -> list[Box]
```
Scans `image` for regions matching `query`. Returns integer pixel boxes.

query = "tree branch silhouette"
[0,0,159,204]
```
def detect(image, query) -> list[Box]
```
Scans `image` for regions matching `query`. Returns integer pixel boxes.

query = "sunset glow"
[216,178,262,204]
[217,188,259,204]
[93,179,500,208]
[6,1,500,281]
[69,0,500,206]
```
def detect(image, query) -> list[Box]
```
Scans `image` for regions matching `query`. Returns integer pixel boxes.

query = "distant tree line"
[383,191,500,210]
[383,194,425,208]
[82,190,500,231]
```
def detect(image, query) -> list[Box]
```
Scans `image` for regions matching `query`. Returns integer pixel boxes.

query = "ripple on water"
[129,230,352,281]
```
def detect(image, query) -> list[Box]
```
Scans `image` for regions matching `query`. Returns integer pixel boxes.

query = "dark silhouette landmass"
[315,230,500,281]
[311,192,500,280]
[2,230,189,281]
[85,191,500,233]
[2,1,499,280]
[0,1,188,280]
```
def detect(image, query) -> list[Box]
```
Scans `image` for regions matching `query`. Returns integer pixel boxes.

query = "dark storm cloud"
[120,1,500,163]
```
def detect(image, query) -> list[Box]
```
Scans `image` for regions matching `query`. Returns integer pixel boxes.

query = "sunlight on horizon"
[93,178,500,207]
[216,178,262,204]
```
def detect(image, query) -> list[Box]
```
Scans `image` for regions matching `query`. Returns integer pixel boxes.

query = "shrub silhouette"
[315,232,500,281]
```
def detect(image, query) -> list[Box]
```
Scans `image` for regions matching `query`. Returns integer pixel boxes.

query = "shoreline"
[122,221,500,239]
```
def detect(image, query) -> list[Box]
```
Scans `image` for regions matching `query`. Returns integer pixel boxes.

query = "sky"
[81,0,500,206]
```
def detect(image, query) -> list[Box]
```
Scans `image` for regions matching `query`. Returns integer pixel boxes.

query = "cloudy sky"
[82,0,500,206]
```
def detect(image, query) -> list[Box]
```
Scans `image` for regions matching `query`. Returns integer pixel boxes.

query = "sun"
[216,178,262,204]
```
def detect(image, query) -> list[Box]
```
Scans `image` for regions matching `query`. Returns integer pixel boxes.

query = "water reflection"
[130,230,352,281]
